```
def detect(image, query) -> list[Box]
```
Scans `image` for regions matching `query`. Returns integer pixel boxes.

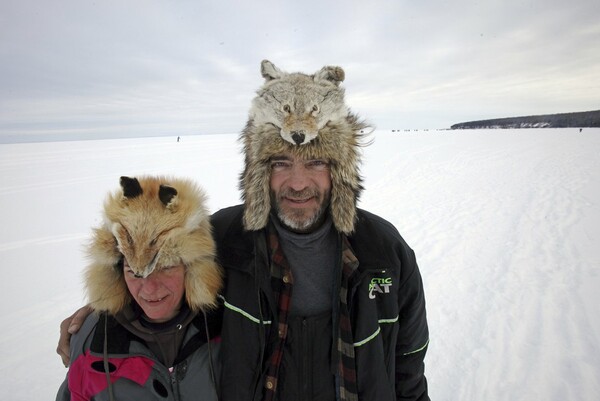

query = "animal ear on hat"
[159,184,178,206]
[261,60,283,81]
[120,176,143,199]
[314,66,345,86]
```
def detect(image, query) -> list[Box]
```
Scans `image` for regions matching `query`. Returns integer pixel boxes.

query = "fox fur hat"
[85,176,222,315]
[240,60,370,234]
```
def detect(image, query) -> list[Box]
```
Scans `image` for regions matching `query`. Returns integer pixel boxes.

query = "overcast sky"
[1,0,599,142]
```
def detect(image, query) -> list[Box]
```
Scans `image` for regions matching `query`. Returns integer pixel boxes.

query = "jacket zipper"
[302,318,309,401]
[170,368,179,399]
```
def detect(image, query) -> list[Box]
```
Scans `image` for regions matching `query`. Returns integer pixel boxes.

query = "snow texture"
[0,128,599,400]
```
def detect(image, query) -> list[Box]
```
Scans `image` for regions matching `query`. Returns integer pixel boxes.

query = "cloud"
[1,0,599,140]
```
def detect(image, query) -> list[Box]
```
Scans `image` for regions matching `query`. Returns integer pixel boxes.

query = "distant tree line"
[451,110,600,129]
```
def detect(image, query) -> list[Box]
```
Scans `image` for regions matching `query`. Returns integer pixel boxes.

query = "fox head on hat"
[240,60,371,234]
[85,176,222,315]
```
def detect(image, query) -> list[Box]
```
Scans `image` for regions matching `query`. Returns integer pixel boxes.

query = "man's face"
[269,154,332,233]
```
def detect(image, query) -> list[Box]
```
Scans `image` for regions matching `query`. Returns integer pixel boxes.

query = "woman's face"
[123,260,186,323]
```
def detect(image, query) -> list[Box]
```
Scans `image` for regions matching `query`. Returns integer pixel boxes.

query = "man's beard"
[271,187,331,233]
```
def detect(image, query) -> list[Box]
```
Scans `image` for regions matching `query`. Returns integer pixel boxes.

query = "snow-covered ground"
[1,128,599,400]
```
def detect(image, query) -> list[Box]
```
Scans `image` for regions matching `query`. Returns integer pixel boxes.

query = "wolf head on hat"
[85,176,222,315]
[240,60,371,234]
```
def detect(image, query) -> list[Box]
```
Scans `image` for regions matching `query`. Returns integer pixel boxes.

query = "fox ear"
[314,66,345,86]
[120,176,143,199]
[261,60,283,81]
[159,185,178,206]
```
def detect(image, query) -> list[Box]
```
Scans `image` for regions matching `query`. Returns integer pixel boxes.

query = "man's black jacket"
[211,205,429,401]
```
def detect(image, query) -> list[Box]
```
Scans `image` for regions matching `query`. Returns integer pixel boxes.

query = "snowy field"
[1,128,599,401]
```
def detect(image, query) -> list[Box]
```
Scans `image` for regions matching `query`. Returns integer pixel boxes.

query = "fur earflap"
[240,60,371,234]
[85,176,222,315]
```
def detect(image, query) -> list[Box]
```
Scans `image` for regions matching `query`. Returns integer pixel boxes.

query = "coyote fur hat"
[240,60,370,234]
[85,176,222,315]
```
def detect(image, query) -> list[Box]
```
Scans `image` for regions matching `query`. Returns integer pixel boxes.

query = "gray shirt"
[272,216,338,317]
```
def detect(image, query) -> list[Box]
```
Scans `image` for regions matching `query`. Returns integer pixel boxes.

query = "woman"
[56,176,223,401]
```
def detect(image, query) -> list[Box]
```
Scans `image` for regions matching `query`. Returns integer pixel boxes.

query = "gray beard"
[271,189,331,233]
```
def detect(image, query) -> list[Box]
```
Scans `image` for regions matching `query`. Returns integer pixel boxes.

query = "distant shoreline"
[451,109,600,129]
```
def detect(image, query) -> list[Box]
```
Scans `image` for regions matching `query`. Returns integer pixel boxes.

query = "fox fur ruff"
[85,176,222,315]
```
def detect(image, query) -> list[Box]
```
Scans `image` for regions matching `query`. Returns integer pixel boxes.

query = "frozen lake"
[1,128,599,400]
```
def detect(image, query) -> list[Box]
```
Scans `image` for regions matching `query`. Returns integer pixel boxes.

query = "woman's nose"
[141,275,161,291]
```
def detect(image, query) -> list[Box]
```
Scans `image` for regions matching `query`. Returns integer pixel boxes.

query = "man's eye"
[271,161,291,170]
[306,160,329,170]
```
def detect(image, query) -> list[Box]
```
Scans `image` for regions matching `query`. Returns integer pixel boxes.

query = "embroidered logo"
[368,277,392,299]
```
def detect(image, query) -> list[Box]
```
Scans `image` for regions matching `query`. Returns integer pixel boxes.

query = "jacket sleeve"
[55,313,100,401]
[55,375,71,401]
[395,244,430,401]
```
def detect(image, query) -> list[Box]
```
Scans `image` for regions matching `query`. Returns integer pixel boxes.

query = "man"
[58,60,430,401]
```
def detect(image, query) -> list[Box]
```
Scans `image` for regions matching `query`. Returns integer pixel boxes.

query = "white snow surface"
[1,128,599,400]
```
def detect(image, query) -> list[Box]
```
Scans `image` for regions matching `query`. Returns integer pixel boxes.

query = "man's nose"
[287,163,310,190]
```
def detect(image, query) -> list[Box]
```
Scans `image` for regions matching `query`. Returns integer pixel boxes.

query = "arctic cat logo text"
[369,277,392,299]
